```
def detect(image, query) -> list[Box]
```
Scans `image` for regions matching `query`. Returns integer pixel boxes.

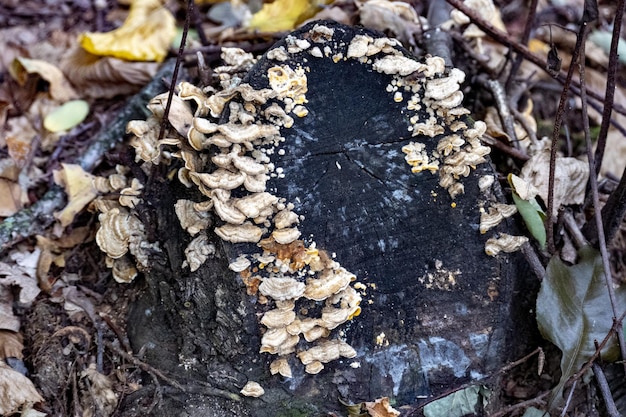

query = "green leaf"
[537,246,626,404]
[44,100,90,132]
[423,385,489,417]
[511,189,546,249]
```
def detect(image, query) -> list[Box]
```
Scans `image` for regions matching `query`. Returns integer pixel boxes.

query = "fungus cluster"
[95,22,503,381]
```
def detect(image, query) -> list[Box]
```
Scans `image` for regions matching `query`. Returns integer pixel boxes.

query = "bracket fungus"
[116,20,520,411]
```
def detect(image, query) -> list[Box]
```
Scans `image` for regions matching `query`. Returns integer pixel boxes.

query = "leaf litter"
[0,0,625,416]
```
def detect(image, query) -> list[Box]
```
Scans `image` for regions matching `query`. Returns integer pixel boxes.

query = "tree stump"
[120,21,521,416]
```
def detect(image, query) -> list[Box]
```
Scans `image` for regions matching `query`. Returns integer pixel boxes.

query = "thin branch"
[592,0,625,176]
[592,362,621,417]
[578,22,626,373]
[157,0,192,142]
[505,0,539,90]
[444,0,626,119]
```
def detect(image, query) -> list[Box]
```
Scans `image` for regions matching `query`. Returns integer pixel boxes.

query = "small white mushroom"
[297,340,357,365]
[259,277,306,301]
[233,193,279,219]
[228,255,251,272]
[270,358,292,378]
[273,210,299,229]
[304,268,355,301]
[485,234,528,256]
[271,227,301,245]
[174,199,212,235]
[190,169,245,190]
[372,55,425,76]
[240,381,264,397]
[305,361,324,375]
[214,222,265,243]
[96,208,143,259]
[260,327,300,355]
[261,308,296,328]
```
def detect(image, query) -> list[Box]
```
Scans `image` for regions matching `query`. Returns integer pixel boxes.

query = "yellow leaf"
[53,163,99,227]
[43,100,90,133]
[79,0,176,62]
[247,0,317,32]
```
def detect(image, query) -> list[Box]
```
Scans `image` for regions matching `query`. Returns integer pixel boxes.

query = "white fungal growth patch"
[418,260,461,291]
[268,65,308,107]
[485,233,528,256]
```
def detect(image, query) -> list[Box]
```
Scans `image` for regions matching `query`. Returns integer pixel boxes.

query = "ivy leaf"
[537,246,626,404]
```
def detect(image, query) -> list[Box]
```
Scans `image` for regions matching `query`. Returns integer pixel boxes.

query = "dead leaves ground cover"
[0,0,625,416]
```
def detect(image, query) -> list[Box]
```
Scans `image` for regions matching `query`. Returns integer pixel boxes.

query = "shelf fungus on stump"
[118,20,521,413]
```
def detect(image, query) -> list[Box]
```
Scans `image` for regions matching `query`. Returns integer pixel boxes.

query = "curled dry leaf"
[520,143,588,216]
[79,0,176,62]
[61,47,159,99]
[10,57,78,102]
[0,361,43,415]
[365,397,401,417]
[53,163,99,227]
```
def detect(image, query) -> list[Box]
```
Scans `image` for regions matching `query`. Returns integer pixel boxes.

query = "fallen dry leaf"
[79,0,176,62]
[80,364,118,417]
[43,99,90,133]
[61,47,160,99]
[0,361,44,415]
[10,57,78,102]
[53,163,99,227]
[520,140,589,216]
[358,0,425,45]
[0,330,24,360]
[365,397,401,417]
[0,178,22,217]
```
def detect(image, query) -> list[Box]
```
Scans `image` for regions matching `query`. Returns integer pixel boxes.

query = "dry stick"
[578,23,626,375]
[592,0,625,176]
[592,362,621,417]
[571,310,626,383]
[560,379,578,417]
[545,23,584,252]
[157,0,192,142]
[444,0,626,119]
[505,0,539,90]
[489,391,551,417]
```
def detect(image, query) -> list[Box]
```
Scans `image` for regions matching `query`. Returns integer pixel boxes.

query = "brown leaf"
[364,397,400,417]
[0,361,43,415]
[0,330,24,360]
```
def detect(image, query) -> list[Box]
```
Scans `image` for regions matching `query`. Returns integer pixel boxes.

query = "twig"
[592,362,621,417]
[505,0,539,90]
[481,77,518,146]
[481,134,529,161]
[545,21,584,253]
[157,0,192,142]
[443,0,626,119]
[559,379,577,417]
[104,340,186,391]
[578,21,626,373]
[521,241,546,280]
[570,310,626,383]
[489,390,551,417]
[592,0,625,176]
[562,211,587,249]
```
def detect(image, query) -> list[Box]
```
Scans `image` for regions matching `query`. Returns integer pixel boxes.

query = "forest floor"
[0,0,625,416]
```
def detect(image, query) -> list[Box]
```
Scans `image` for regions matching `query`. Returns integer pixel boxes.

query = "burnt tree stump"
[118,21,522,416]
